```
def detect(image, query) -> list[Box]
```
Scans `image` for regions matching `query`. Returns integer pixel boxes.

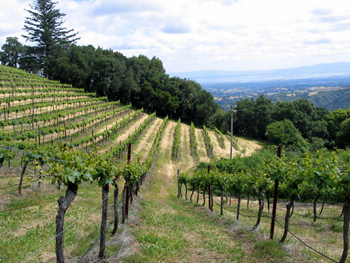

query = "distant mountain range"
[169,62,350,83]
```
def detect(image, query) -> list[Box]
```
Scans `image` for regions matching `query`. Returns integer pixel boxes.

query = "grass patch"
[254,240,287,260]
[329,221,342,233]
[0,180,116,262]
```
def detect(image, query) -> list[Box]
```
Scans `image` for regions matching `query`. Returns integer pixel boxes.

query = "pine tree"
[22,0,79,77]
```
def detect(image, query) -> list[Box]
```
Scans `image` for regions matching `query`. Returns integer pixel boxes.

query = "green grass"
[254,240,287,260]
[0,180,120,262]
[127,125,249,262]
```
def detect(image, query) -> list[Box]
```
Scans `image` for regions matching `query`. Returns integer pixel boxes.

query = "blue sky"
[1,0,350,73]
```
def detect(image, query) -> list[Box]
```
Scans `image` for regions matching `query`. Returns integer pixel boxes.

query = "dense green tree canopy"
[46,45,222,127]
[222,96,350,149]
[267,119,308,150]
[337,118,350,148]
[0,37,23,67]
[324,108,349,147]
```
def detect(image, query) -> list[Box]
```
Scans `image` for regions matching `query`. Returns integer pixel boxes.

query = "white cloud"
[0,1,30,40]
[2,0,350,72]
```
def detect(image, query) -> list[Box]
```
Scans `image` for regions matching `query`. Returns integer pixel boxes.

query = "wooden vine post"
[270,146,281,240]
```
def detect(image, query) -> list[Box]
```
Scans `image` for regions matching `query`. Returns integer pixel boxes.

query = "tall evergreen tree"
[22,0,79,77]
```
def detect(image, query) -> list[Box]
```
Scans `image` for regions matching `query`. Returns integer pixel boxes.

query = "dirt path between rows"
[131,117,162,163]
[195,128,210,163]
[158,120,177,185]
[208,130,229,159]
[179,123,196,171]
[98,113,149,154]
[238,137,262,156]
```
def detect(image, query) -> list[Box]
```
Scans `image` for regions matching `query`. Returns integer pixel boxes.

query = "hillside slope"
[0,65,266,262]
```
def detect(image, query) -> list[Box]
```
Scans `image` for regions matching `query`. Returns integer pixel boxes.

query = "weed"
[123,252,146,262]
[329,221,342,233]
[254,240,287,260]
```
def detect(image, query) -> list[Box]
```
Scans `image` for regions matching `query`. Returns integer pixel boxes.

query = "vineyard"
[0,65,169,262]
[1,65,348,263]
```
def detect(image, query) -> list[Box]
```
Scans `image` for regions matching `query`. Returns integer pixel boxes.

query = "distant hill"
[169,62,350,83]
[195,74,350,111]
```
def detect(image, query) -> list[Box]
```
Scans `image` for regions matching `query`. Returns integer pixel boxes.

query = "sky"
[1,0,350,73]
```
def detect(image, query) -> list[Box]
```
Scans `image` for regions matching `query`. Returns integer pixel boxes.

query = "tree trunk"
[247,192,250,210]
[196,186,199,204]
[237,192,241,220]
[99,184,109,258]
[121,185,126,224]
[0,157,4,169]
[208,185,212,211]
[185,183,188,201]
[210,185,214,211]
[319,197,326,215]
[19,161,29,195]
[129,183,133,204]
[125,184,130,219]
[289,203,294,218]
[176,170,180,197]
[340,195,350,263]
[267,192,270,213]
[202,187,206,206]
[112,182,119,235]
[220,187,224,216]
[190,189,195,202]
[313,195,319,222]
[253,189,264,230]
[56,183,78,263]
[280,195,295,243]
[38,157,44,188]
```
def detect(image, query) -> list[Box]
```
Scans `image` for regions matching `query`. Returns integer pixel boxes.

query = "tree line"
[0,0,221,128]
[224,95,350,149]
